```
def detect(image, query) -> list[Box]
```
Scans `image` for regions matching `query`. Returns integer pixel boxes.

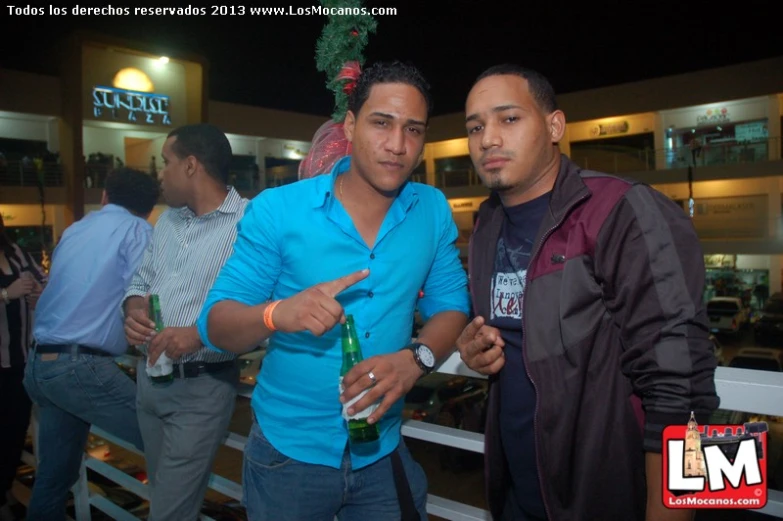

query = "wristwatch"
[405,342,436,375]
[1,288,9,305]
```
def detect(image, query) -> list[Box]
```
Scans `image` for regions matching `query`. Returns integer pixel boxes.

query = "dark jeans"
[0,366,32,506]
[500,489,548,521]
[242,421,429,521]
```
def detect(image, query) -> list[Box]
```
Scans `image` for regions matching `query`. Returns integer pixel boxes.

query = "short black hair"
[348,61,433,119]
[474,64,558,114]
[167,123,232,183]
[105,167,160,217]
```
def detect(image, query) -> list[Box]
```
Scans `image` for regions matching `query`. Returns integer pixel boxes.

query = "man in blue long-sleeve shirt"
[24,167,159,521]
[198,62,470,521]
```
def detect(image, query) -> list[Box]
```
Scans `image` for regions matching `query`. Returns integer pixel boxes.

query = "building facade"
[2,37,782,300]
[421,57,783,298]
[0,33,327,262]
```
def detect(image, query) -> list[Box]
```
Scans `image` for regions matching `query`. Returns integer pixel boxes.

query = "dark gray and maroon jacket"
[469,155,720,520]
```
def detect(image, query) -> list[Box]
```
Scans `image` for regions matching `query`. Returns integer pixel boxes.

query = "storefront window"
[435,155,476,188]
[569,133,655,174]
[229,155,260,192]
[665,119,769,169]
[410,160,426,184]
[264,157,300,188]
[703,254,771,311]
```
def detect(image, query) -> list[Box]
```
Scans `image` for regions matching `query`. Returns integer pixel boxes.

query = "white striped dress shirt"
[125,187,248,363]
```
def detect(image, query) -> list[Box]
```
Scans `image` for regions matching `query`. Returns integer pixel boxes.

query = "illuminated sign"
[113,67,154,92]
[589,120,629,137]
[92,85,171,125]
[696,107,729,126]
[448,197,487,212]
[283,144,308,157]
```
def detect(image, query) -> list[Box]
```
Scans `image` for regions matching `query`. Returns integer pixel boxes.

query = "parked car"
[706,296,750,334]
[754,293,783,347]
[729,347,783,372]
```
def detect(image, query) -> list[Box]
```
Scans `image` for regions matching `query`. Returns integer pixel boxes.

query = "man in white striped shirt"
[123,123,248,521]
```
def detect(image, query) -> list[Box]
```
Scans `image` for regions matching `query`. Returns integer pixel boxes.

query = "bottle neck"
[341,324,360,354]
[341,340,360,355]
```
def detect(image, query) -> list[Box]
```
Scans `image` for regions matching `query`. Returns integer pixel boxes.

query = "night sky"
[3,0,781,117]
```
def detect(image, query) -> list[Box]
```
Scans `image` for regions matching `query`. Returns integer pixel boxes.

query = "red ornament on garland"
[350,29,358,37]
[337,61,362,96]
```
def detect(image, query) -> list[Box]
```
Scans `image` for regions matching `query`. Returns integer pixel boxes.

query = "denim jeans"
[23,349,143,521]
[242,421,429,521]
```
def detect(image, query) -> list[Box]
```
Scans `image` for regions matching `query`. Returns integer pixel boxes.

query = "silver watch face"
[417,345,435,368]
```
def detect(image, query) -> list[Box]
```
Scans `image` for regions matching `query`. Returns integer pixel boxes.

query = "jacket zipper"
[521,193,588,520]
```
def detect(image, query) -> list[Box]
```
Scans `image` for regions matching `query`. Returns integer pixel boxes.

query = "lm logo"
[662,413,767,509]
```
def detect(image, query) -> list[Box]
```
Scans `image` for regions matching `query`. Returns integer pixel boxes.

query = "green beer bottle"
[147,294,173,383]
[340,315,379,443]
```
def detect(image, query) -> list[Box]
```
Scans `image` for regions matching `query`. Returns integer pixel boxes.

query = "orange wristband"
[264,300,281,332]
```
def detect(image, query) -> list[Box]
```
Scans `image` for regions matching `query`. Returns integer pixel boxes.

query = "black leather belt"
[34,343,113,357]
[170,360,236,379]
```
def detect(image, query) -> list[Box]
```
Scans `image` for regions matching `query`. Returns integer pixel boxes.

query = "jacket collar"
[548,153,591,223]
[470,154,591,313]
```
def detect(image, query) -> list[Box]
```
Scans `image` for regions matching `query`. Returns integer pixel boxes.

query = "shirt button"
[368,291,374,298]
[370,253,375,260]
[365,332,370,339]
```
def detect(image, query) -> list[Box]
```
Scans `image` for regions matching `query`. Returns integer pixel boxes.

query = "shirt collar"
[178,186,243,218]
[310,156,418,211]
[101,203,133,215]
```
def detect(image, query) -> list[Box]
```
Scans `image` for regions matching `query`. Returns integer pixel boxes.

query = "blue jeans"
[23,349,143,521]
[242,421,429,521]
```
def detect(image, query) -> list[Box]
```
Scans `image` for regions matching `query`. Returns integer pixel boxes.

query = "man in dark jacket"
[455,64,720,521]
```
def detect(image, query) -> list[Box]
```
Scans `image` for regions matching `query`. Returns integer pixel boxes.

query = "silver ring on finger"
[367,370,377,386]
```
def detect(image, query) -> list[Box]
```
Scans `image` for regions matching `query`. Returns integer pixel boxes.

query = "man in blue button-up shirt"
[198,62,470,521]
[24,168,159,521]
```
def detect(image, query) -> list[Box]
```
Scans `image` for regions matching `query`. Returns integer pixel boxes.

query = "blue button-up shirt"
[34,204,152,355]
[198,156,470,469]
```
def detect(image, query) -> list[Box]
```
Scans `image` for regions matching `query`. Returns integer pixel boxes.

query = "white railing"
[17,353,783,521]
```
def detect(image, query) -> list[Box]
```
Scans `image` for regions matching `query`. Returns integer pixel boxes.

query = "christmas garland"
[315,0,377,122]
[298,0,377,180]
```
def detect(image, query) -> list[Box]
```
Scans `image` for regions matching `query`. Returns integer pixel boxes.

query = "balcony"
[572,137,782,183]
[664,139,775,170]
[0,160,64,187]
[12,350,783,521]
[431,137,783,202]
